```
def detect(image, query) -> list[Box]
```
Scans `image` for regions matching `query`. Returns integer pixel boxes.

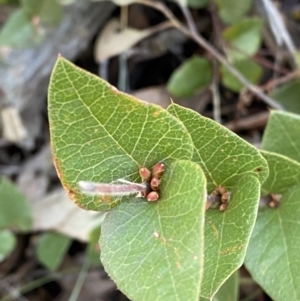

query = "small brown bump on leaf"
[139,166,151,181]
[268,194,281,208]
[255,167,262,172]
[152,162,165,179]
[99,195,113,204]
[219,203,228,211]
[150,176,160,191]
[147,191,159,202]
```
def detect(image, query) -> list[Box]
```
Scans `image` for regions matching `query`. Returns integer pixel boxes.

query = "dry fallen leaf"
[94,18,152,62]
[1,106,27,142]
[31,189,105,242]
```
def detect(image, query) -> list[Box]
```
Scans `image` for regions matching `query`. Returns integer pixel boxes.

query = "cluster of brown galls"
[139,162,165,202]
[210,185,230,211]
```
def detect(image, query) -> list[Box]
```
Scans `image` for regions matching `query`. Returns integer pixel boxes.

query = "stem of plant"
[134,0,284,110]
[68,259,90,301]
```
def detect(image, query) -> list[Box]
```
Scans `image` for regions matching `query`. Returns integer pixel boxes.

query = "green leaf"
[213,0,253,24]
[48,57,193,211]
[245,185,300,301]
[213,271,238,301]
[36,232,71,271]
[0,178,32,231]
[87,224,102,266]
[21,0,62,25]
[262,111,300,163]
[0,230,16,262]
[200,271,238,301]
[223,18,263,59]
[260,150,300,195]
[245,150,300,300]
[220,59,263,92]
[188,0,209,8]
[101,160,206,301]
[0,9,42,48]
[167,104,268,192]
[200,174,260,298]
[167,55,212,98]
[270,80,300,114]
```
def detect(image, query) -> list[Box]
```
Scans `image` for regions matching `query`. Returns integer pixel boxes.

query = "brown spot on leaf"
[208,221,219,239]
[153,111,160,117]
[255,167,262,173]
[52,154,84,208]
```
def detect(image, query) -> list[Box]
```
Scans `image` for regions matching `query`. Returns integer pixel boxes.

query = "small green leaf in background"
[270,80,300,114]
[0,230,16,262]
[101,160,206,301]
[0,9,42,48]
[200,174,260,298]
[260,150,300,195]
[246,151,300,301]
[200,271,238,301]
[167,55,212,98]
[87,224,102,266]
[223,18,263,60]
[21,0,62,25]
[187,0,209,8]
[262,111,300,162]
[48,57,193,211]
[220,59,263,92]
[213,0,253,24]
[167,104,268,192]
[0,0,19,3]
[0,177,32,231]
[37,232,72,271]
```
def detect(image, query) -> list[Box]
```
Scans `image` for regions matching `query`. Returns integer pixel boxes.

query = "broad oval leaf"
[0,178,32,231]
[245,185,300,301]
[200,271,238,301]
[214,0,252,24]
[0,9,42,48]
[270,79,300,114]
[36,232,72,271]
[200,174,260,298]
[246,150,300,301]
[220,59,263,92]
[48,57,193,211]
[167,103,268,192]
[100,160,206,301]
[223,18,263,60]
[262,111,300,163]
[167,55,212,98]
[260,150,300,195]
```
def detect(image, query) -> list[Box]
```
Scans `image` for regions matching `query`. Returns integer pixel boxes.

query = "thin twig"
[261,69,300,92]
[211,59,221,123]
[178,3,197,35]
[135,0,284,110]
[68,260,90,301]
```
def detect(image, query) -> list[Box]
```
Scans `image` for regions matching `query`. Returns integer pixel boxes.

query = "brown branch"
[135,0,284,110]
